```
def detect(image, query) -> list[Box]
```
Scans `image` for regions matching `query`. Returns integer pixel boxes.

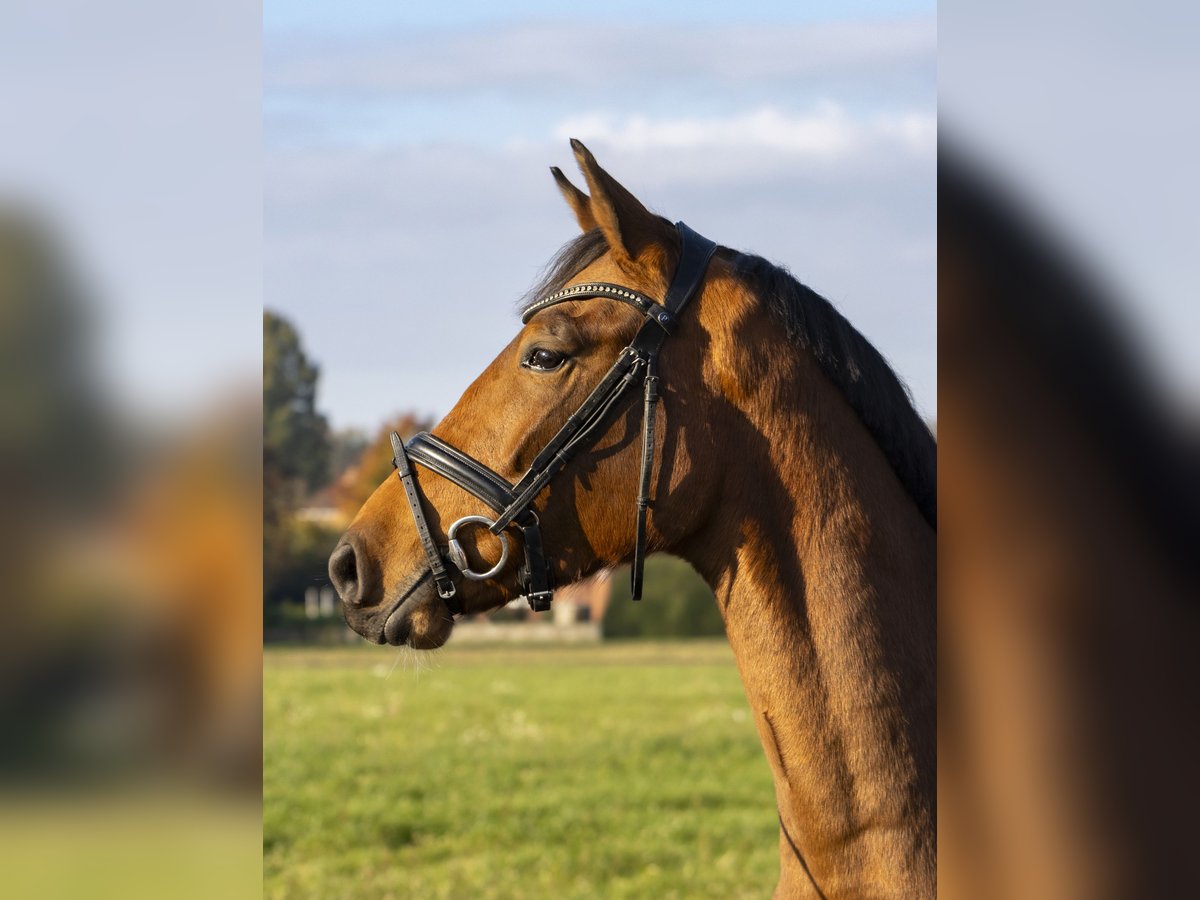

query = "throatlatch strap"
[520,522,553,612]
[391,432,461,613]
[631,359,660,600]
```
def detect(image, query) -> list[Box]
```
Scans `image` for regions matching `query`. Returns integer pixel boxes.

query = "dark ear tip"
[569,137,583,151]
[550,165,563,177]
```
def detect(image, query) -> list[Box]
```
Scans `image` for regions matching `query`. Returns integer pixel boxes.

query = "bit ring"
[445,515,510,581]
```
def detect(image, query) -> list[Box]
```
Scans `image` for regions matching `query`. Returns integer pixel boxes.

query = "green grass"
[264,641,780,899]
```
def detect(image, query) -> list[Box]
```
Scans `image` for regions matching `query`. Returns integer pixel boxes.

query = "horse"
[330,141,936,898]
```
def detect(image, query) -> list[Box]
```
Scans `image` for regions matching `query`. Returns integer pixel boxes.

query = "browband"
[392,221,716,614]
[522,282,674,331]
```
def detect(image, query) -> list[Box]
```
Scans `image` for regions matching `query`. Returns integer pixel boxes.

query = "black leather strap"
[520,521,553,612]
[391,432,461,612]
[664,222,718,316]
[404,431,552,612]
[626,222,716,599]
[407,432,517,515]
[509,224,717,523]
[521,282,668,327]
[493,350,646,533]
[631,359,659,600]
[388,221,716,614]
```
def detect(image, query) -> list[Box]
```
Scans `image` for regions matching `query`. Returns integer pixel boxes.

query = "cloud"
[551,104,935,160]
[265,137,936,429]
[263,15,937,429]
[266,17,935,98]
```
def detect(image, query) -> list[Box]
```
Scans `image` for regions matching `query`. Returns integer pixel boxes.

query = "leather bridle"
[390,221,717,615]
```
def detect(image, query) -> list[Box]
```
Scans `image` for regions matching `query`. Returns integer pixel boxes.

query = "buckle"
[525,591,553,613]
[649,306,675,331]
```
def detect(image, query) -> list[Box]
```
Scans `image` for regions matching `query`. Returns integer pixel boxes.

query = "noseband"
[391,222,717,615]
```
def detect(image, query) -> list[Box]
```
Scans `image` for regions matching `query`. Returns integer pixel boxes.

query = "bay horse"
[330,141,936,898]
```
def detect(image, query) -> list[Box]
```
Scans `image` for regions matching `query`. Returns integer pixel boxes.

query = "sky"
[6,2,1193,436]
[940,0,1200,411]
[264,1,938,432]
[1,1,262,424]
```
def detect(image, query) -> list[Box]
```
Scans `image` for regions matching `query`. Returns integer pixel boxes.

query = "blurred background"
[0,2,261,899]
[261,1,936,897]
[940,2,1200,897]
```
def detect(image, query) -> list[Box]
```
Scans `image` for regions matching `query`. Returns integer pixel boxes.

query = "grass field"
[264,640,780,899]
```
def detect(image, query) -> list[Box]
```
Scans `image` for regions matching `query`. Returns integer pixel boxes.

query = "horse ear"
[569,139,672,269]
[550,166,597,232]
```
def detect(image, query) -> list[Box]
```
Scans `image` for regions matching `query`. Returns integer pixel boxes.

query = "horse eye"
[524,348,566,371]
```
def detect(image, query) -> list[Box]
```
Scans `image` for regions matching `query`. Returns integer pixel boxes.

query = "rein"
[391,222,716,614]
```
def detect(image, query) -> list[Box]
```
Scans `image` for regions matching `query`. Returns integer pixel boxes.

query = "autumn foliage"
[331,413,431,520]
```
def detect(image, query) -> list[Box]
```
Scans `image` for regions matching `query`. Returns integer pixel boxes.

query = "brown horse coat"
[333,142,935,897]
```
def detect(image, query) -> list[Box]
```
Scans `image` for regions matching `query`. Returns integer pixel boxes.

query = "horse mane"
[521,228,937,529]
[730,252,936,529]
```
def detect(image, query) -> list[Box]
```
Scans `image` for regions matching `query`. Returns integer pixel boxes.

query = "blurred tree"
[262,446,293,607]
[329,427,369,477]
[603,555,725,638]
[263,310,330,495]
[263,311,332,621]
[0,211,114,515]
[263,518,343,625]
[264,412,434,627]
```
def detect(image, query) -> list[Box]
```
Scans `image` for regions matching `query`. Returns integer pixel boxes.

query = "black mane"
[731,252,936,528]
[521,229,937,528]
[518,228,610,313]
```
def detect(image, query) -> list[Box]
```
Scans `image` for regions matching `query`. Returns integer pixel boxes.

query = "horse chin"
[383,588,455,649]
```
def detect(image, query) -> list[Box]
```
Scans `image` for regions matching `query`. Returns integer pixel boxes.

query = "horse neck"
[674,299,936,894]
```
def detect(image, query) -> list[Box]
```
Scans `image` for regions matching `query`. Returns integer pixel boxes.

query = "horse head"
[330,142,722,648]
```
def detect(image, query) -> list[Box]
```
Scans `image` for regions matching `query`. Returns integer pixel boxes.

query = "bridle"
[390,221,717,615]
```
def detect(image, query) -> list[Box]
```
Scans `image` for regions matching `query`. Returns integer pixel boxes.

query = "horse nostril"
[328,541,361,606]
